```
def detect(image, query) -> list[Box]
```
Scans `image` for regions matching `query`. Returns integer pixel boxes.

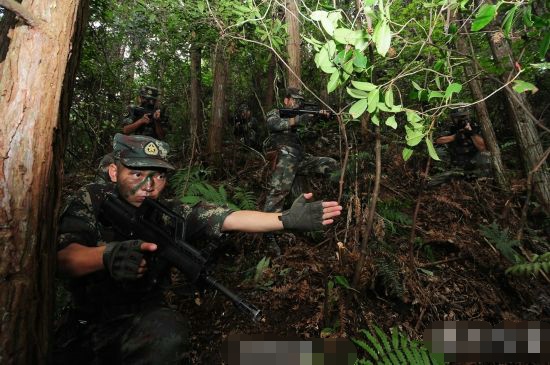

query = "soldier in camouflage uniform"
[233,103,264,151]
[429,107,491,187]
[263,88,339,213]
[54,133,342,364]
[122,86,167,140]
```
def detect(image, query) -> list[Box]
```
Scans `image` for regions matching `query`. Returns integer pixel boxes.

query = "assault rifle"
[279,102,335,120]
[100,194,262,320]
[133,106,158,120]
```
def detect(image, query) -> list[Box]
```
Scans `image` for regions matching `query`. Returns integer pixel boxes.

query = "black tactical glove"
[281,194,324,231]
[103,240,144,281]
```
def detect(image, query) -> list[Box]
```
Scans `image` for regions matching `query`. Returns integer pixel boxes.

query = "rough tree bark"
[207,41,228,167]
[486,27,550,213]
[190,43,203,145]
[285,0,301,88]
[455,15,509,189]
[0,0,89,364]
[263,52,277,111]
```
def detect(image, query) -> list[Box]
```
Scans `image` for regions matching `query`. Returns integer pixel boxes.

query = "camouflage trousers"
[52,305,190,365]
[428,150,492,187]
[263,146,338,212]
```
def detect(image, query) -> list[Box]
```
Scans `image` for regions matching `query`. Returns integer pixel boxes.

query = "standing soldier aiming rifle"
[262,88,339,253]
[122,86,167,140]
[54,133,342,364]
[429,107,491,186]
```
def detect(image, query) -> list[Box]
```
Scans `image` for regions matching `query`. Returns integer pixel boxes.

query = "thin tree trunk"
[263,52,277,111]
[486,25,550,213]
[285,0,301,88]
[0,0,89,363]
[190,44,203,147]
[455,16,509,189]
[207,42,228,167]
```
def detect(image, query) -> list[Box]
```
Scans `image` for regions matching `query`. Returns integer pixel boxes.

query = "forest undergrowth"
[60,128,550,364]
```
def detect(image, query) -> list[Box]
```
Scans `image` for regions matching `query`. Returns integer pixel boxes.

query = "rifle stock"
[100,194,261,320]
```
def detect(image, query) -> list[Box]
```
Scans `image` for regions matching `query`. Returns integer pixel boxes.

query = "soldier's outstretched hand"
[281,193,342,232]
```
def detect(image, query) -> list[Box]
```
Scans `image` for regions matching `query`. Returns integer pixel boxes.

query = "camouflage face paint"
[130,172,156,195]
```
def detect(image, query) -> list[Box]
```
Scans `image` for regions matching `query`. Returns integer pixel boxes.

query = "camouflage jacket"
[264,109,312,152]
[57,181,233,318]
[121,104,168,139]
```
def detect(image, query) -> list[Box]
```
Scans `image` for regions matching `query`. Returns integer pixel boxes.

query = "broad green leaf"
[371,114,380,126]
[425,137,440,160]
[402,147,413,161]
[310,10,328,21]
[352,80,377,91]
[406,110,422,123]
[444,83,462,100]
[435,76,441,90]
[512,80,538,93]
[315,48,337,74]
[385,115,397,129]
[303,35,324,47]
[428,90,444,100]
[326,40,337,58]
[334,28,364,45]
[349,98,369,118]
[523,6,533,27]
[471,4,497,32]
[377,102,391,112]
[502,5,518,37]
[353,51,368,68]
[364,0,377,6]
[343,60,354,75]
[321,18,336,36]
[373,20,391,56]
[347,87,370,99]
[406,129,424,146]
[385,88,394,107]
[433,59,445,72]
[327,71,340,93]
[539,32,550,61]
[412,81,423,91]
[367,89,380,113]
[333,275,355,290]
[354,37,370,52]
[391,105,403,113]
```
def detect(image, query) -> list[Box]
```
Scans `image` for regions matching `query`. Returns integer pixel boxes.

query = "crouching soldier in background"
[429,107,491,187]
[53,133,342,364]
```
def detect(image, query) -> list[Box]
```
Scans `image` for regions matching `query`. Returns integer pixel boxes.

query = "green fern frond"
[353,326,442,365]
[375,257,404,298]
[506,252,550,276]
[233,187,257,210]
[479,222,522,263]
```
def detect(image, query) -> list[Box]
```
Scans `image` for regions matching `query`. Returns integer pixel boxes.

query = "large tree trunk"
[285,0,301,88]
[455,17,509,189]
[190,44,203,147]
[487,27,550,213]
[207,41,228,167]
[0,0,89,363]
[263,52,277,111]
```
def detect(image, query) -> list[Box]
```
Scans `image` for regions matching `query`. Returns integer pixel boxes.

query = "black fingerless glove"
[103,240,144,281]
[281,194,324,231]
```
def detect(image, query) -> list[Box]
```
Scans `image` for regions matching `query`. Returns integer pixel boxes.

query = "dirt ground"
[60,138,550,364]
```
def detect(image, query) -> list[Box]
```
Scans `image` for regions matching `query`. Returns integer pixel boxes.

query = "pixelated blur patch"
[222,333,357,365]
[423,320,550,363]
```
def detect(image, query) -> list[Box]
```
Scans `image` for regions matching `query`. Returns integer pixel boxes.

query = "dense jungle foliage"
[48,0,550,362]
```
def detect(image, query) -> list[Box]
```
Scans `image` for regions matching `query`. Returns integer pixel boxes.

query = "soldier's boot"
[263,233,281,257]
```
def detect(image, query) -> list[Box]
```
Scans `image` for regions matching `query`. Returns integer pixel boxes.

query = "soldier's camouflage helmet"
[239,103,250,113]
[285,87,305,100]
[113,133,174,170]
[139,86,160,100]
[450,107,470,119]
